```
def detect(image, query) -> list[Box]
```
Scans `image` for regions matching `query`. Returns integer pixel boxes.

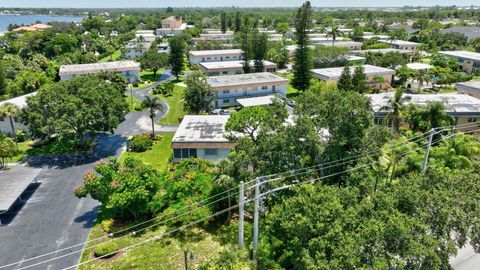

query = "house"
[0,92,36,136]
[135,30,156,42]
[354,48,413,56]
[199,60,277,76]
[442,26,480,41]
[156,16,187,37]
[188,49,243,64]
[206,72,288,108]
[59,61,141,83]
[379,39,421,52]
[347,55,367,64]
[439,51,480,74]
[309,37,346,44]
[171,115,235,162]
[311,64,396,88]
[405,63,433,73]
[192,33,235,43]
[314,41,363,51]
[122,30,156,59]
[368,93,480,129]
[456,81,480,99]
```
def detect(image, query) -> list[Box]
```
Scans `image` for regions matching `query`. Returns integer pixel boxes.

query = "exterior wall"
[322,74,393,89]
[213,83,287,108]
[200,67,276,76]
[60,70,140,83]
[373,114,479,131]
[172,147,231,162]
[0,117,28,136]
[156,28,184,37]
[457,86,480,100]
[392,44,419,52]
[122,48,147,59]
[189,54,242,64]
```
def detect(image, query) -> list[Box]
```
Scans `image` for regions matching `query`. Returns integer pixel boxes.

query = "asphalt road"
[0,71,177,270]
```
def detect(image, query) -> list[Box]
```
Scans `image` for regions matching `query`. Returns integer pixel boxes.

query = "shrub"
[130,138,153,152]
[93,242,118,258]
[101,219,115,233]
[15,129,27,142]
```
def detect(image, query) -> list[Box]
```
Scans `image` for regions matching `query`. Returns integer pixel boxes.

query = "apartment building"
[199,60,277,76]
[456,81,480,99]
[314,41,363,50]
[311,64,396,88]
[206,72,288,108]
[188,49,243,64]
[156,16,187,37]
[0,92,36,136]
[439,51,480,74]
[171,115,235,162]
[379,39,421,52]
[59,61,141,82]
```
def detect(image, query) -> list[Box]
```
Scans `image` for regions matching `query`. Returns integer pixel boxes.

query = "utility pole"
[184,250,188,270]
[129,84,133,109]
[252,177,260,260]
[422,128,435,175]
[238,181,245,249]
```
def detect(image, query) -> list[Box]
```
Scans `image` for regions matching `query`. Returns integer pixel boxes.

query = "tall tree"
[252,31,268,72]
[140,50,168,77]
[326,25,342,46]
[220,12,227,33]
[291,1,313,91]
[0,63,5,96]
[337,65,352,91]
[141,96,164,137]
[168,36,186,80]
[0,103,20,142]
[239,19,253,74]
[234,12,242,33]
[0,133,16,168]
[184,71,214,114]
[380,88,411,134]
[351,65,368,93]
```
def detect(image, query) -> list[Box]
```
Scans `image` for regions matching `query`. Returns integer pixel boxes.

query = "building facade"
[439,51,480,74]
[0,92,36,136]
[188,49,243,64]
[207,72,288,108]
[456,81,480,100]
[199,60,277,76]
[59,61,141,82]
[379,39,421,52]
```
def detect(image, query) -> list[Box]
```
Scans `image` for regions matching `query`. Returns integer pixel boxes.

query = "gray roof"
[442,26,480,41]
[379,39,421,46]
[199,60,276,71]
[172,115,231,143]
[456,81,480,92]
[188,49,242,57]
[314,41,362,47]
[0,167,42,212]
[59,61,140,76]
[368,93,480,115]
[207,72,288,88]
[0,92,37,109]
[237,95,276,107]
[354,48,412,55]
[311,65,396,81]
[439,51,480,62]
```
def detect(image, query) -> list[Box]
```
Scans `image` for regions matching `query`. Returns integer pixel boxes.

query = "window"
[222,71,228,75]
[173,149,182,158]
[223,99,230,103]
[173,148,198,159]
[468,117,478,123]
[272,85,276,91]
[226,56,230,59]
[223,90,230,94]
[182,148,189,158]
[205,149,219,156]
[261,86,268,90]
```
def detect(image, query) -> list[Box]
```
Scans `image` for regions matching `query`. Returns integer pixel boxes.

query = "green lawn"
[124,95,142,112]
[156,84,186,125]
[8,141,32,163]
[7,139,79,163]
[133,70,163,89]
[277,72,300,99]
[119,133,174,172]
[99,50,122,62]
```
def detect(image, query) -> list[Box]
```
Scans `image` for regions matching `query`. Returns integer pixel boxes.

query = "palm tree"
[380,88,411,134]
[214,174,235,222]
[141,96,163,137]
[326,25,342,47]
[0,103,19,143]
[420,101,454,132]
[414,71,430,89]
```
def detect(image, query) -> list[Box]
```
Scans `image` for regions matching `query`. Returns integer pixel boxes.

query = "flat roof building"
[314,41,363,50]
[379,39,421,52]
[171,115,235,162]
[206,72,288,108]
[354,48,413,56]
[442,26,480,41]
[311,64,396,89]
[192,33,235,43]
[59,61,141,83]
[368,93,480,129]
[439,51,480,74]
[456,81,480,100]
[405,63,433,72]
[0,92,36,136]
[199,60,277,76]
[188,49,243,64]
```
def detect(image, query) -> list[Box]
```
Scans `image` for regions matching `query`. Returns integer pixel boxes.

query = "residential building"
[456,81,480,99]
[161,16,183,29]
[236,95,277,107]
[354,48,413,56]
[309,37,346,44]
[442,26,480,41]
[311,64,396,88]
[314,41,363,50]
[188,49,243,64]
[347,55,367,64]
[135,30,156,42]
[192,33,235,43]
[198,60,277,76]
[368,93,480,129]
[171,115,235,162]
[59,61,141,82]
[0,92,36,135]
[203,29,235,35]
[405,63,433,72]
[156,16,187,37]
[379,39,421,52]
[362,34,390,40]
[122,30,156,59]
[206,72,288,108]
[439,51,480,74]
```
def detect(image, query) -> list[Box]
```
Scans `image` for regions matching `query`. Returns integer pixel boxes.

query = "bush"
[93,242,118,258]
[130,138,153,152]
[101,219,115,233]
[15,129,27,142]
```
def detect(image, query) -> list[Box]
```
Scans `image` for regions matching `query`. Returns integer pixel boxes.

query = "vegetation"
[168,36,186,80]
[140,50,169,77]
[291,1,313,91]
[120,133,174,171]
[141,96,164,137]
[0,133,17,168]
[184,71,214,114]
[156,83,186,125]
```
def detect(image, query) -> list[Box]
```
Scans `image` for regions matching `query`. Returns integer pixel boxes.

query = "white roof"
[237,95,277,107]
[405,63,433,70]
[207,72,288,88]
[347,55,366,62]
[172,115,231,143]
[59,61,140,76]
[314,41,362,48]
[368,93,480,115]
[439,51,480,62]
[456,81,480,92]
[199,60,276,71]
[355,48,412,55]
[379,39,421,46]
[0,92,37,109]
[189,49,243,57]
[311,65,396,81]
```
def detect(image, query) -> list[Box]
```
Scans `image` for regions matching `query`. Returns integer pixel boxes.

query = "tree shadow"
[74,205,100,229]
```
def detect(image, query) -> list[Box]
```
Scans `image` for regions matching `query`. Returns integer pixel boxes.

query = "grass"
[125,95,142,112]
[133,70,164,90]
[277,72,300,99]
[8,141,32,163]
[78,211,226,270]
[156,84,186,125]
[99,50,121,62]
[7,139,79,163]
[119,133,174,172]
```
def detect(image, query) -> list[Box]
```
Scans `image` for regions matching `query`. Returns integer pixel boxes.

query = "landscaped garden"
[154,82,186,125]
[119,133,174,171]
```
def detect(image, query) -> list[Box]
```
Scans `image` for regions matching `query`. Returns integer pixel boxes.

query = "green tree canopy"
[184,71,214,114]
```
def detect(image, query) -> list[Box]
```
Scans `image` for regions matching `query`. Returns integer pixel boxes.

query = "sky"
[0,0,478,8]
